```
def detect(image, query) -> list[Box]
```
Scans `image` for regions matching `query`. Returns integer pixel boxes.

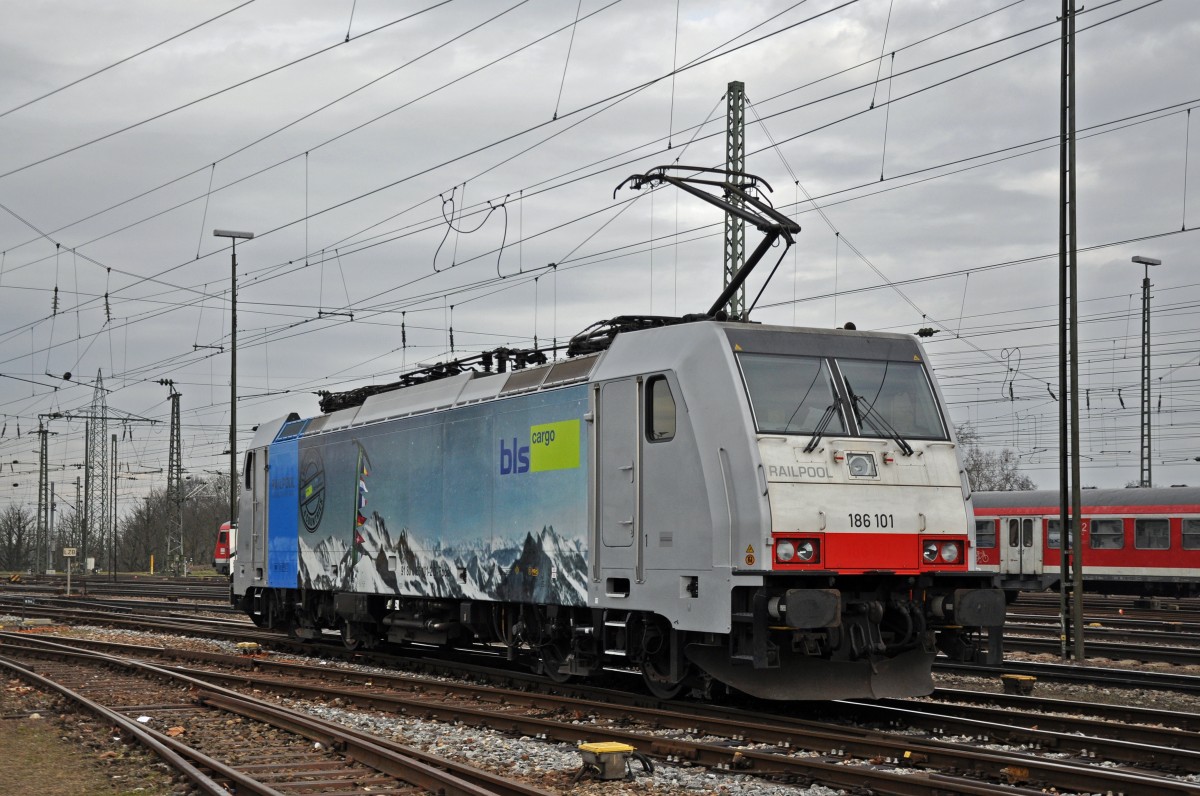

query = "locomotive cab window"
[1134,518,1170,550]
[1090,518,1124,549]
[646,376,676,442]
[738,354,844,436]
[974,519,996,548]
[836,359,947,440]
[243,451,254,490]
[1184,518,1200,550]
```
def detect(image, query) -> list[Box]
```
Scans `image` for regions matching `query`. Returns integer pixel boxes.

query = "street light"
[213,229,254,530]
[1132,255,1161,488]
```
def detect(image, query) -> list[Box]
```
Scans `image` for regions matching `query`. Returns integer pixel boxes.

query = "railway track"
[1013,591,1200,618]
[0,633,553,796]
[4,630,1199,795]
[1001,634,1200,665]
[2,575,230,603]
[10,592,1200,702]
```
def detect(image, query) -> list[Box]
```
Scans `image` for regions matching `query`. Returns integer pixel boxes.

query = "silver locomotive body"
[233,320,1003,699]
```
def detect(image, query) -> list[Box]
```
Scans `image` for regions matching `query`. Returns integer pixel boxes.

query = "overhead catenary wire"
[0,0,459,183]
[0,0,260,121]
[0,0,1187,505]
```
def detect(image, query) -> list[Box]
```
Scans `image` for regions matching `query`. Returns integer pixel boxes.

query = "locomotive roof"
[973,486,1200,510]
[248,320,933,448]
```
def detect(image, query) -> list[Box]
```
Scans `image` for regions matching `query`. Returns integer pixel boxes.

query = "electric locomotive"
[230,167,1004,699]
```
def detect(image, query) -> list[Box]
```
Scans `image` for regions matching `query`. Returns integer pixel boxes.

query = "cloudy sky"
[0,0,1197,521]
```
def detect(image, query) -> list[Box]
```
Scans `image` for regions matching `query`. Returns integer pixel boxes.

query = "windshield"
[739,354,845,435]
[837,359,947,440]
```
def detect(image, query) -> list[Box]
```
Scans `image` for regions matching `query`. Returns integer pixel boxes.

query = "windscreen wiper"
[846,382,914,456]
[803,393,842,453]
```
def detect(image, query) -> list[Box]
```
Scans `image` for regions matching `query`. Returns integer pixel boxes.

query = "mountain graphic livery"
[298,511,587,606]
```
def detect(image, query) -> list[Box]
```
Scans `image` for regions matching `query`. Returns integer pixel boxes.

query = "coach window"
[975,520,996,548]
[1184,519,1200,550]
[1007,518,1032,547]
[1134,518,1170,550]
[1090,518,1124,550]
[646,376,676,442]
[1047,519,1074,548]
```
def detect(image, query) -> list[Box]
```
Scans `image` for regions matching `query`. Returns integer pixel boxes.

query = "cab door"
[595,379,639,581]
[1000,516,1040,577]
[244,448,268,582]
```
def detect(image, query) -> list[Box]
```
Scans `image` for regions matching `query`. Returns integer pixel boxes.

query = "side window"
[1022,518,1034,548]
[243,451,254,490]
[646,376,676,442]
[1007,519,1020,547]
[1134,518,1170,550]
[974,520,996,549]
[1090,518,1124,550]
[1184,518,1200,550]
[1047,519,1073,548]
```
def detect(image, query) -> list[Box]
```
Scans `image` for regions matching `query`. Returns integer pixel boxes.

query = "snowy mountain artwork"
[285,384,590,606]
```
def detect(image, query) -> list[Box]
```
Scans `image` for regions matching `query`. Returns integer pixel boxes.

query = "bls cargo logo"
[499,419,580,475]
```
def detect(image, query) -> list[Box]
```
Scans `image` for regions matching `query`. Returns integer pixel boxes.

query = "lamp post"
[1132,255,1161,488]
[213,229,254,529]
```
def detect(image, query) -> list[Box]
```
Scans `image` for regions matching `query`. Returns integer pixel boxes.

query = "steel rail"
[199,690,554,796]
[0,654,243,796]
[838,697,1200,773]
[937,657,1200,693]
[161,648,1200,795]
[8,629,1200,793]
[0,634,553,796]
[927,686,1200,733]
[1002,635,1200,665]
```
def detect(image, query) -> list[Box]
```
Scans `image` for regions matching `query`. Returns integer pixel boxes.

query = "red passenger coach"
[972,488,1200,597]
[213,521,236,576]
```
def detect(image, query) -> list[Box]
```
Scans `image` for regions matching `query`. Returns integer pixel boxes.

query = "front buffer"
[684,577,1005,701]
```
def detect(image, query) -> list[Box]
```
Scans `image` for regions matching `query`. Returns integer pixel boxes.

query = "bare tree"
[114,476,230,574]
[0,504,33,571]
[52,508,82,571]
[957,423,1036,492]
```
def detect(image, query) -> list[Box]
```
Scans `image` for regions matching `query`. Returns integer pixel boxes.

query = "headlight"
[923,542,939,563]
[940,542,960,563]
[797,540,816,561]
[847,453,877,478]
[776,540,796,562]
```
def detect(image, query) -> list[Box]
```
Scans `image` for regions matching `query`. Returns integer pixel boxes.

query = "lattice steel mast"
[36,422,49,573]
[83,371,109,568]
[722,80,746,319]
[163,380,184,574]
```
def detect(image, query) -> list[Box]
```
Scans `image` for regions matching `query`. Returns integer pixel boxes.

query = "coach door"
[1000,516,1040,577]
[596,379,639,581]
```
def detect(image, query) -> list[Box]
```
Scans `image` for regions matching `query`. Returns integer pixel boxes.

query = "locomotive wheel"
[539,642,575,683]
[340,622,363,651]
[641,658,687,700]
[639,618,688,698]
